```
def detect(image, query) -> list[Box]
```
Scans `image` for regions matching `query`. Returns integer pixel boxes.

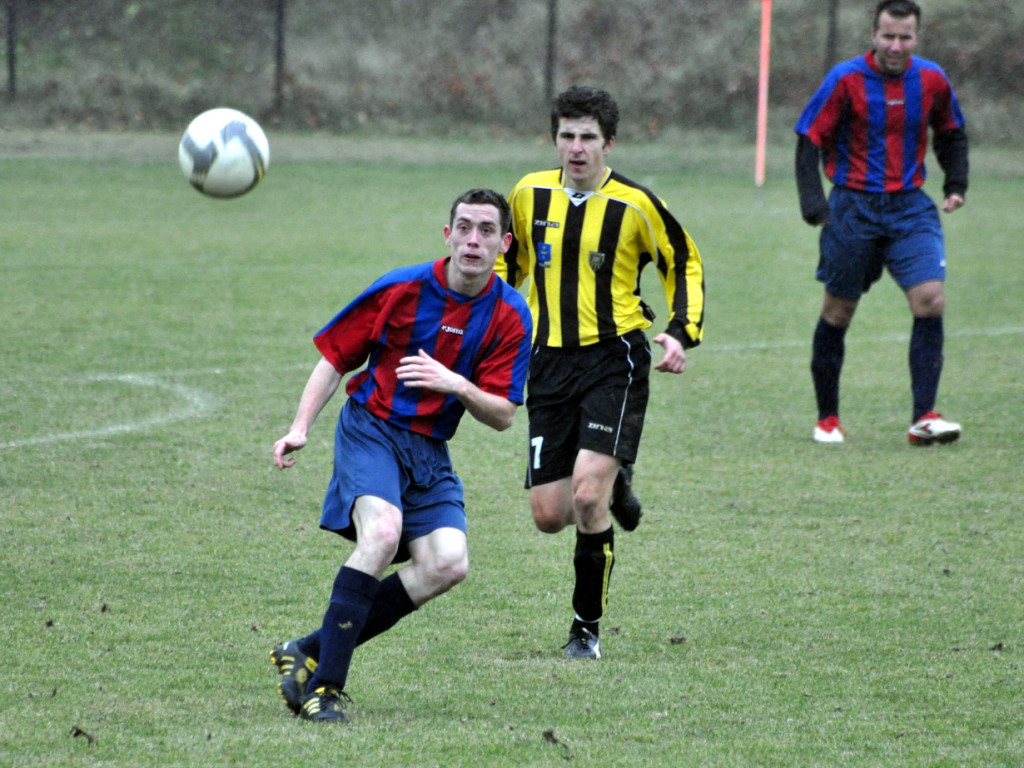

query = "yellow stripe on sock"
[600,542,615,615]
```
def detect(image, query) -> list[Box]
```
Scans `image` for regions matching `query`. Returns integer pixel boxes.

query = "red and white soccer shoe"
[907,411,961,446]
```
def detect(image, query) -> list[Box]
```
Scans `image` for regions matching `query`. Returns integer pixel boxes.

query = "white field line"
[705,325,1024,352]
[0,373,217,450]
[2,325,1020,450]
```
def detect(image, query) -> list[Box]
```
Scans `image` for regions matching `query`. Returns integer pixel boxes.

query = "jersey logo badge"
[588,250,606,271]
[537,242,552,268]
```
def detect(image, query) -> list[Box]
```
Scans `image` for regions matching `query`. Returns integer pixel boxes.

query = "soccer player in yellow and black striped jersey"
[496,86,705,659]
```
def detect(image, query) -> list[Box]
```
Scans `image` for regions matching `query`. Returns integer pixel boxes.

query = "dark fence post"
[543,0,556,105]
[825,0,839,74]
[6,0,15,100]
[273,0,285,113]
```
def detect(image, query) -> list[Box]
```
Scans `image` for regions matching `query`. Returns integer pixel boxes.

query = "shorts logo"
[587,421,613,434]
[588,251,606,271]
[537,242,553,269]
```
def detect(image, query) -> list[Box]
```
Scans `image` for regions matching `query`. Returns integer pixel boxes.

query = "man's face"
[444,203,511,284]
[555,116,613,191]
[872,11,918,75]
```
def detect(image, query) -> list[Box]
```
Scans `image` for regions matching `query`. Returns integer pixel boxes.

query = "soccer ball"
[178,108,270,199]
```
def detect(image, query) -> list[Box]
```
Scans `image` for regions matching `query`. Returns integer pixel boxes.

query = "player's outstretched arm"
[396,349,518,431]
[273,357,343,469]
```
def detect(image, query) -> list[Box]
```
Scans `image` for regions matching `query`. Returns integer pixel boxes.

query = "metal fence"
[3,0,1021,143]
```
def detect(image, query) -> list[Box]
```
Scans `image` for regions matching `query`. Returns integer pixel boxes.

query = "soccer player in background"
[496,86,705,659]
[795,0,968,445]
[269,188,532,722]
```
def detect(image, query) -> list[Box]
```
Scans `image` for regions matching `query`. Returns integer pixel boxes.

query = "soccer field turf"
[2,133,1022,767]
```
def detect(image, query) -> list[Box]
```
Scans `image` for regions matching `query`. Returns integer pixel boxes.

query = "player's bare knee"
[821,302,856,328]
[531,504,570,534]
[443,557,469,589]
[429,549,469,590]
[572,482,608,522]
[361,519,403,559]
[910,293,944,317]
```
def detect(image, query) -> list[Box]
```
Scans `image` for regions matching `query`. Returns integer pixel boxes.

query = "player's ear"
[443,225,452,246]
[500,232,513,253]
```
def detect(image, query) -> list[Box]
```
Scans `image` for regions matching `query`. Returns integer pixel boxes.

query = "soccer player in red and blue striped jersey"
[270,189,532,723]
[314,255,530,441]
[795,0,968,446]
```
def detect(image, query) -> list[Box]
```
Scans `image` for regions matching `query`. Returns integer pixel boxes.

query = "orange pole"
[755,0,772,190]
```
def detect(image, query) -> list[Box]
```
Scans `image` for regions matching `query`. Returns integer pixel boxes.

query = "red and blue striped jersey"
[314,258,532,441]
[795,52,965,194]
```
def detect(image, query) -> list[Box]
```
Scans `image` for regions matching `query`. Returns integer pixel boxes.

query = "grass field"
[2,131,1023,767]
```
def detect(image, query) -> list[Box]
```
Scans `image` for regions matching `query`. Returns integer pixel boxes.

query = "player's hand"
[652,333,687,374]
[802,203,830,227]
[273,430,308,469]
[397,349,462,393]
[942,193,965,213]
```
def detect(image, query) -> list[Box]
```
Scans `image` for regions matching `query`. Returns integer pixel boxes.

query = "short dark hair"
[449,188,512,234]
[549,86,619,145]
[874,0,920,29]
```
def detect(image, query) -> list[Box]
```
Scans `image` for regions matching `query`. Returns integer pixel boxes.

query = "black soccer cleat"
[610,464,642,531]
[298,685,352,723]
[562,625,601,659]
[270,641,318,716]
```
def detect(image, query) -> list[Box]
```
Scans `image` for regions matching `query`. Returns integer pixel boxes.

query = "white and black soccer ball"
[178,108,270,199]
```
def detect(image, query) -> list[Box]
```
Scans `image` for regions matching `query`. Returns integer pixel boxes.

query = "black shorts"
[525,330,651,488]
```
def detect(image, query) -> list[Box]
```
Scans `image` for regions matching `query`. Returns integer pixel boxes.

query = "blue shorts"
[818,186,946,301]
[320,400,466,548]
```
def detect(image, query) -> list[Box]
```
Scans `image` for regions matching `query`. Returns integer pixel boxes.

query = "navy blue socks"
[909,315,944,421]
[308,566,379,692]
[811,317,847,419]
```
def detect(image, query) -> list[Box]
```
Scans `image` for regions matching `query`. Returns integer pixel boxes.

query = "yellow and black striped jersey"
[497,167,704,349]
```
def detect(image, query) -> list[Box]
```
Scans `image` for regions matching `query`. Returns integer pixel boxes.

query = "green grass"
[1,133,1023,767]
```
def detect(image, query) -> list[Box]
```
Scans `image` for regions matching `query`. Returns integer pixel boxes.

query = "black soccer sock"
[572,527,615,625]
[570,616,600,638]
[811,317,847,419]
[307,565,379,693]
[909,315,944,421]
[356,572,417,647]
[288,574,414,663]
[295,630,321,661]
